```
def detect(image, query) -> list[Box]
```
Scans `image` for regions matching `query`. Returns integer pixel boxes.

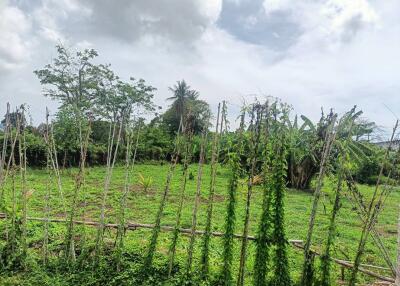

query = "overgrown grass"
[0,163,398,285]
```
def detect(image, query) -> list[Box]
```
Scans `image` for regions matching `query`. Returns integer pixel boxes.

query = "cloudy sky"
[0,0,399,133]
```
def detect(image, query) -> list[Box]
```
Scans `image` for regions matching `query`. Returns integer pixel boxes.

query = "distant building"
[374,139,400,150]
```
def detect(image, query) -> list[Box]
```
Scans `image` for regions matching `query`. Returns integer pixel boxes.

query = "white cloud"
[0,2,32,71]
[263,0,379,48]
[263,0,293,15]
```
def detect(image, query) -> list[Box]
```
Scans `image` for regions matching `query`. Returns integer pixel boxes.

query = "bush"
[354,157,381,185]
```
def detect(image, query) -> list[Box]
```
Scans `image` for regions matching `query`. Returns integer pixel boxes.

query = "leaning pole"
[396,205,400,286]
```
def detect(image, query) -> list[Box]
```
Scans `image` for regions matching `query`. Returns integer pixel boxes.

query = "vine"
[269,103,291,286]
[220,110,245,285]
[200,102,223,278]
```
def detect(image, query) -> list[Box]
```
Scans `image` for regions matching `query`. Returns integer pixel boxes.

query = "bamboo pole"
[65,110,91,262]
[46,108,66,215]
[349,120,399,286]
[222,110,245,284]
[0,103,10,188]
[396,205,400,286]
[301,114,337,286]
[116,121,141,256]
[186,131,207,272]
[19,106,28,258]
[168,128,193,276]
[0,107,22,201]
[345,178,396,275]
[144,117,183,269]
[237,104,263,286]
[95,113,125,257]
[201,102,222,277]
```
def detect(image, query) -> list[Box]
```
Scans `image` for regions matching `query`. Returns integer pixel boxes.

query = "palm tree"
[167,80,199,124]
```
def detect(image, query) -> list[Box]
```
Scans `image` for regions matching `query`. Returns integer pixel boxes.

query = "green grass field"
[0,163,399,285]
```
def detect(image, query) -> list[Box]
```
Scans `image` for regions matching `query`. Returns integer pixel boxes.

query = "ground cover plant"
[0,165,399,285]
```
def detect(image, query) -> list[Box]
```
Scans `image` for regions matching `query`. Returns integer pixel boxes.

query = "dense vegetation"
[0,45,399,286]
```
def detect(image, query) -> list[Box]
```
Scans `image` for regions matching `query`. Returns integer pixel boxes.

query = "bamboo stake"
[301,114,337,286]
[0,107,22,202]
[19,106,28,259]
[43,152,51,265]
[43,107,54,265]
[143,117,183,269]
[186,131,207,273]
[46,108,66,215]
[292,242,395,283]
[237,104,263,286]
[349,120,399,286]
[65,109,91,262]
[319,117,356,285]
[253,105,272,286]
[345,177,396,275]
[168,130,192,276]
[0,103,10,188]
[0,213,392,283]
[201,102,222,277]
[116,121,141,258]
[396,205,400,286]
[95,113,125,259]
[222,110,245,284]
[114,122,133,268]
[10,109,22,245]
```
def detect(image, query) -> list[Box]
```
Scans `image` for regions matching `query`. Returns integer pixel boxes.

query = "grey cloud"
[217,0,302,50]
[66,0,215,44]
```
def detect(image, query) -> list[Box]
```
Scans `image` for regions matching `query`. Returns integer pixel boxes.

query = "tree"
[34,44,99,113]
[167,80,199,120]
[52,106,82,167]
[1,110,27,129]
[287,108,375,190]
[163,80,211,135]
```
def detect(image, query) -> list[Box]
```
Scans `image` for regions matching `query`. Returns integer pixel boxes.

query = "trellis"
[0,102,399,286]
[0,213,394,283]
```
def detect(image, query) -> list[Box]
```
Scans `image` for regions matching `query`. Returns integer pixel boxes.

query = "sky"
[0,0,399,135]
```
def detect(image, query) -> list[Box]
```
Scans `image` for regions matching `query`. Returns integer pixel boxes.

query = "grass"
[0,163,399,285]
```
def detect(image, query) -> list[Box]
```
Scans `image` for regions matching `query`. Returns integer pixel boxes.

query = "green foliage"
[164,80,211,135]
[287,106,376,190]
[1,111,27,129]
[200,102,224,279]
[138,173,153,193]
[34,45,99,113]
[1,45,397,285]
[353,147,382,185]
[253,140,272,284]
[143,130,186,272]
[168,136,193,276]
[269,104,291,286]
[0,163,399,285]
[220,112,244,285]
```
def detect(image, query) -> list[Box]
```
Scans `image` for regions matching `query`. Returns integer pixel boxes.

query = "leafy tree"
[34,44,99,113]
[52,106,82,167]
